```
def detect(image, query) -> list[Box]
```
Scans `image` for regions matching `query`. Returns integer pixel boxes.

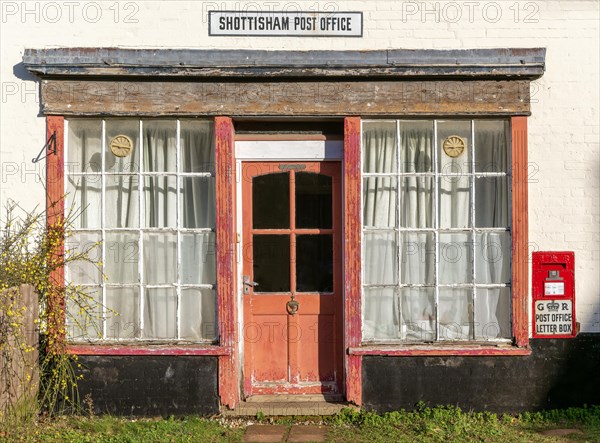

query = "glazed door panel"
[242,161,343,396]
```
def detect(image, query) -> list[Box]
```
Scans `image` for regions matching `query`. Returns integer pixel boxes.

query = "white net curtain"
[66,119,216,342]
[362,120,511,342]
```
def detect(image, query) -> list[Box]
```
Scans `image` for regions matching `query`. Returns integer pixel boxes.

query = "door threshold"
[222,397,356,416]
[245,394,344,403]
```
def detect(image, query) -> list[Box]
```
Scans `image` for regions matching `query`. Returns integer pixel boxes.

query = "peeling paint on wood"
[66,345,231,356]
[344,117,362,405]
[512,116,529,348]
[215,117,239,408]
[22,48,546,79]
[39,80,531,116]
[349,346,531,356]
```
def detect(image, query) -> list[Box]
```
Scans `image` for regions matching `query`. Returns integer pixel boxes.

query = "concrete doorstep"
[244,424,328,443]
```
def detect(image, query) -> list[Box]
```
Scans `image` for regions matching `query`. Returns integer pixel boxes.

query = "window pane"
[106,287,140,339]
[180,120,214,173]
[105,175,139,228]
[439,233,472,284]
[475,232,511,284]
[362,121,397,173]
[400,232,434,284]
[363,177,397,228]
[144,176,177,228]
[105,232,139,284]
[68,119,102,173]
[180,177,216,229]
[142,120,176,172]
[180,288,216,341]
[253,235,290,292]
[66,232,102,284]
[438,120,471,173]
[144,232,177,285]
[439,175,471,229]
[143,287,177,339]
[105,120,139,173]
[252,173,289,229]
[439,288,472,340]
[296,235,333,292]
[295,173,332,229]
[363,231,397,285]
[475,288,511,339]
[400,176,433,228]
[363,287,399,341]
[66,286,102,340]
[400,288,435,341]
[181,232,216,285]
[475,176,509,227]
[400,120,433,172]
[475,120,509,173]
[67,175,101,229]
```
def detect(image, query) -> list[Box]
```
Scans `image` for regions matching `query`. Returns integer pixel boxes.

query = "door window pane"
[295,173,332,229]
[253,173,290,229]
[296,235,333,292]
[253,235,290,292]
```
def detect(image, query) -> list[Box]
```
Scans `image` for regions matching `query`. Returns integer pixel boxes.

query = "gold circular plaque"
[443,135,466,158]
[109,135,133,158]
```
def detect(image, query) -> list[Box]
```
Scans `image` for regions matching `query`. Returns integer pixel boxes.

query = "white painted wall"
[1,0,598,333]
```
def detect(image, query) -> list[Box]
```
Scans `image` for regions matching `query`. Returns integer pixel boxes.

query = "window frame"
[46,116,235,363]
[360,118,513,344]
[345,116,530,360]
[63,118,217,343]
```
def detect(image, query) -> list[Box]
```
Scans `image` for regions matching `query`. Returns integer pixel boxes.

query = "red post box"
[532,251,576,338]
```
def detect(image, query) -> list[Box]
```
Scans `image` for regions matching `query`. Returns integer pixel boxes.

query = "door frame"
[235,136,346,400]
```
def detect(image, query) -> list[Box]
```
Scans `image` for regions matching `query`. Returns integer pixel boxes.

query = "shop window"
[65,119,216,342]
[361,120,511,342]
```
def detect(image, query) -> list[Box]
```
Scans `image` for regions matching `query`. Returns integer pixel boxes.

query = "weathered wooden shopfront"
[22,47,597,415]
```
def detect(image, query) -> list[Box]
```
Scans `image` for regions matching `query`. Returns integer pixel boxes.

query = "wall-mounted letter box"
[532,251,576,338]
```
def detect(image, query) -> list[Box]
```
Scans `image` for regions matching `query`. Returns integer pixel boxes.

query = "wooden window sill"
[348,345,531,357]
[67,344,231,356]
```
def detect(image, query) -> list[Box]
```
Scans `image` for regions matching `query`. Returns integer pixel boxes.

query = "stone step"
[222,400,355,416]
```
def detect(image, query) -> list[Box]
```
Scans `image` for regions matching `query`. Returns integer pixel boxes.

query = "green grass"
[1,405,598,442]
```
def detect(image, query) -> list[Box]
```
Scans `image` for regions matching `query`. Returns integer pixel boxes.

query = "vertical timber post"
[215,116,239,408]
[344,116,362,405]
[511,116,529,347]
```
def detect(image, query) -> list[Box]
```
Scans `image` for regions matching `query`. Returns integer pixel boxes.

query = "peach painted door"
[242,161,343,396]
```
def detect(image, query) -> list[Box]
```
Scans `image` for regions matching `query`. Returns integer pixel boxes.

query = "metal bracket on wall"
[32,131,56,163]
